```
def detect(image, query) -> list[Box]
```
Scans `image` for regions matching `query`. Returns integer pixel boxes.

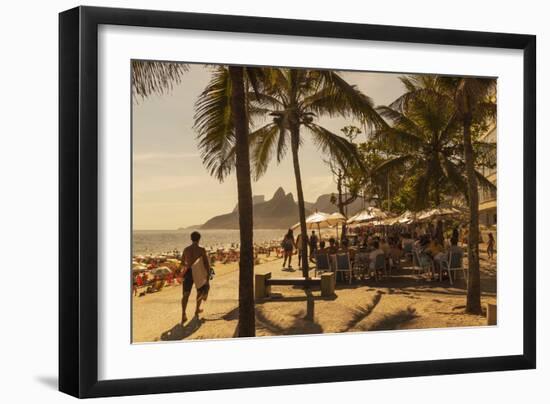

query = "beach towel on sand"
[191,256,208,290]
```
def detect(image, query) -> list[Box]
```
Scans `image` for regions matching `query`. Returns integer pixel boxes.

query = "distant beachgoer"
[296,232,309,266]
[180,231,211,324]
[282,229,295,268]
[309,230,319,262]
[452,226,459,242]
[133,275,138,296]
[318,240,327,254]
[327,237,338,255]
[487,232,495,260]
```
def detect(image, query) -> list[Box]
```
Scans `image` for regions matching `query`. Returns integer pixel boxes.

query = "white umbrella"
[417,207,462,221]
[385,210,416,225]
[347,207,389,224]
[291,212,332,230]
[326,212,347,239]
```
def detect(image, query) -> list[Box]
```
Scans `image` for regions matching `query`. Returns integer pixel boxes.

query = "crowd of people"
[278,220,495,282]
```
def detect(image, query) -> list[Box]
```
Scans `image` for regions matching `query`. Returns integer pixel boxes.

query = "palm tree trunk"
[290,125,309,278]
[336,173,347,239]
[463,115,482,314]
[229,66,255,336]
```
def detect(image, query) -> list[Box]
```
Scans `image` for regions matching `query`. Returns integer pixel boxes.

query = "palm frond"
[305,123,365,171]
[305,71,386,129]
[374,155,414,173]
[376,106,425,139]
[475,171,497,191]
[193,66,235,181]
[131,60,188,100]
[441,157,468,195]
[250,124,280,180]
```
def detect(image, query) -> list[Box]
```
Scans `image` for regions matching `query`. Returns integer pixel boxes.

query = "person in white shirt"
[369,240,385,271]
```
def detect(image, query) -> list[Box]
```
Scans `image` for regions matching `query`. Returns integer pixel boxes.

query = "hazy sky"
[133,64,406,230]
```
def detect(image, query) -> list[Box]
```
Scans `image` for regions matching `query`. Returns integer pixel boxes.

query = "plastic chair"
[335,253,353,284]
[441,250,466,285]
[314,253,331,277]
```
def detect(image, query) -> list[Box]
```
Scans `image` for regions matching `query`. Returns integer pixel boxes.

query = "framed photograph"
[59,6,536,398]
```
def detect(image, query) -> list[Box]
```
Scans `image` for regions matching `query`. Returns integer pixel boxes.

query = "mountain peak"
[272,187,286,200]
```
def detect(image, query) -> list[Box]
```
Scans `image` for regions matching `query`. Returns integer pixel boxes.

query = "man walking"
[180,231,210,324]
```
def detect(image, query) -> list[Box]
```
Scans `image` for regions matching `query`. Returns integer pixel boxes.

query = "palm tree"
[390,75,496,314]
[194,65,265,337]
[372,89,496,210]
[438,77,496,314]
[248,68,385,276]
[133,61,260,336]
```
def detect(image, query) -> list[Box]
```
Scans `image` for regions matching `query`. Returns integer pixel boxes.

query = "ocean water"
[132,229,287,255]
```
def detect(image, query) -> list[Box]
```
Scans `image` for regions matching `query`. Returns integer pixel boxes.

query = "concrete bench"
[255,272,335,299]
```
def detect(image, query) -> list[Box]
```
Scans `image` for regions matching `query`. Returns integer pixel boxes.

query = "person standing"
[180,231,210,324]
[281,229,295,269]
[296,232,309,268]
[487,232,495,260]
[309,230,319,262]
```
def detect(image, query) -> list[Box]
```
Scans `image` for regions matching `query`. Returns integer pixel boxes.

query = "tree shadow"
[366,306,418,331]
[256,293,337,304]
[160,316,203,341]
[255,289,324,336]
[343,291,383,331]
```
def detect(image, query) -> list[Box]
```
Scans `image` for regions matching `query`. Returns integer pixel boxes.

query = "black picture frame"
[59,5,536,398]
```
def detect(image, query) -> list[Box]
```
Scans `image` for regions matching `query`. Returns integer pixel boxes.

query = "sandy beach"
[132,249,496,343]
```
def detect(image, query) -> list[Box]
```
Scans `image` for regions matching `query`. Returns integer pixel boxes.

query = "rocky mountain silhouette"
[201,187,310,229]
[198,187,367,229]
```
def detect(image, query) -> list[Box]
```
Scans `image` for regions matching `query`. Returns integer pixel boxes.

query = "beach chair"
[402,241,414,262]
[405,250,432,278]
[335,253,353,284]
[441,250,466,285]
[353,252,369,280]
[314,253,331,277]
[329,254,337,272]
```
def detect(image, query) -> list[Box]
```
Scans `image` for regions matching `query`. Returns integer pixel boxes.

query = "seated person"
[339,238,356,261]
[380,237,390,255]
[449,237,464,257]
[369,240,385,271]
[327,238,338,255]
[426,238,443,259]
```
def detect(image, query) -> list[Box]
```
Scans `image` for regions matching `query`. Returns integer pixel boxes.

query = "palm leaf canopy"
[131,60,188,99]
[194,66,236,181]
[248,68,384,180]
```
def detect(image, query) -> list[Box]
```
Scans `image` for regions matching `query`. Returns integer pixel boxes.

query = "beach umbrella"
[417,207,462,221]
[347,207,389,224]
[132,262,148,271]
[385,210,415,225]
[151,267,172,277]
[291,211,334,238]
[326,212,347,239]
[291,211,332,230]
[326,212,346,226]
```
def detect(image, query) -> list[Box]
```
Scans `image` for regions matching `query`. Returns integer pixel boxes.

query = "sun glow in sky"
[132,64,406,230]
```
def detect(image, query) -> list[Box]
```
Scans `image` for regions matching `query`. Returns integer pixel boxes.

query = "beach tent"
[384,210,415,225]
[291,211,335,236]
[416,207,462,222]
[326,212,347,238]
[347,207,389,224]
